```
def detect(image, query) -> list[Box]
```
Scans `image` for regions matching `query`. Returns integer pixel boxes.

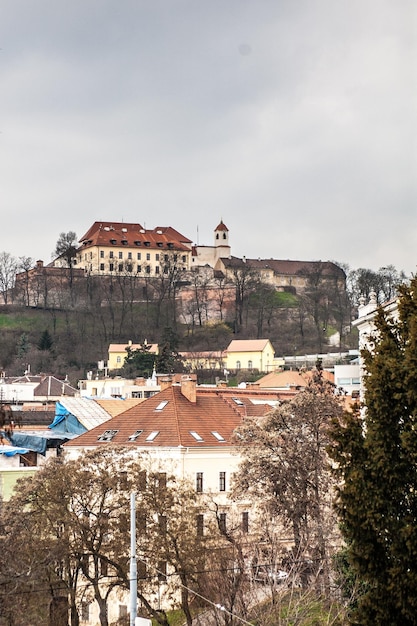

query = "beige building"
[76,222,193,276]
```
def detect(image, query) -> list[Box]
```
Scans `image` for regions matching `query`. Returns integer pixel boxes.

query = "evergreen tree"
[329,276,417,625]
[122,342,156,378]
[156,327,185,373]
[38,329,54,351]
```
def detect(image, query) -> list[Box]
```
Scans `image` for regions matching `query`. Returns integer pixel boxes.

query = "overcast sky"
[1,1,416,276]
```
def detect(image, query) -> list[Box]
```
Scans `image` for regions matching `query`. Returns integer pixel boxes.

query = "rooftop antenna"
[197,224,199,245]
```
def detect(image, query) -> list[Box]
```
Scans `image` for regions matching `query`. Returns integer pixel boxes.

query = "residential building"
[107,340,158,372]
[224,339,276,372]
[64,375,285,623]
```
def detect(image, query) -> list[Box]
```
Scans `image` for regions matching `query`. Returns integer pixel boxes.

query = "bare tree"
[232,367,344,597]
[0,252,17,304]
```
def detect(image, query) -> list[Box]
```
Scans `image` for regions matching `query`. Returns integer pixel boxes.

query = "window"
[137,470,147,491]
[116,356,121,363]
[121,240,128,245]
[100,263,105,271]
[20,451,37,467]
[109,251,114,258]
[182,255,186,263]
[196,472,203,493]
[159,515,167,535]
[109,262,114,272]
[100,558,108,576]
[212,431,225,442]
[155,400,168,411]
[236,361,241,369]
[137,252,141,260]
[146,430,159,441]
[98,429,119,442]
[81,602,90,621]
[118,251,123,259]
[155,253,160,260]
[242,511,249,533]
[127,263,133,272]
[219,513,227,533]
[146,265,150,274]
[100,250,104,258]
[248,360,253,369]
[158,472,167,490]
[146,253,151,261]
[137,265,141,273]
[190,430,204,442]
[196,514,204,537]
[128,430,143,441]
[219,471,226,492]
[138,561,147,579]
[128,252,132,259]
[155,266,160,274]
[158,561,167,582]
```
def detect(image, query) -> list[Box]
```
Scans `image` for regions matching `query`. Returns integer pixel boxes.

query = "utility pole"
[130,492,137,626]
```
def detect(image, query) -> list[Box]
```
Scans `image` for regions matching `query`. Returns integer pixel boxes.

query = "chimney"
[159,376,173,391]
[181,377,197,403]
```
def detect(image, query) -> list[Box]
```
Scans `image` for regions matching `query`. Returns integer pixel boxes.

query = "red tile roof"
[78,222,192,252]
[64,384,285,450]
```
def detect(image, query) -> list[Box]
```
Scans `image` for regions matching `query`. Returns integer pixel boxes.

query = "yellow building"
[224,339,275,372]
[108,341,158,371]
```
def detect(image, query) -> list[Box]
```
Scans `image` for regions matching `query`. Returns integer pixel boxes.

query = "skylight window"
[146,431,160,442]
[190,431,204,442]
[232,397,244,405]
[128,430,143,441]
[155,401,168,411]
[211,431,225,442]
[98,429,119,442]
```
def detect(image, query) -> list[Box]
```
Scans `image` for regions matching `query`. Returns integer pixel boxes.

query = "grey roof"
[57,398,112,430]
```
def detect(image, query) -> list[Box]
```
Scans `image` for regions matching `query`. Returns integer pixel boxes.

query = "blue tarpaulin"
[48,401,87,435]
[0,445,30,457]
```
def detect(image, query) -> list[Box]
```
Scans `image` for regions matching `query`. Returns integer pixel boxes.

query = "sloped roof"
[255,369,334,389]
[4,375,77,397]
[53,398,113,430]
[219,256,345,278]
[64,384,299,451]
[215,220,229,232]
[226,339,273,353]
[95,398,145,417]
[108,343,158,354]
[78,222,192,252]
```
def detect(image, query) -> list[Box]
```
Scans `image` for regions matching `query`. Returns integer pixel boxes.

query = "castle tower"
[214,220,230,263]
